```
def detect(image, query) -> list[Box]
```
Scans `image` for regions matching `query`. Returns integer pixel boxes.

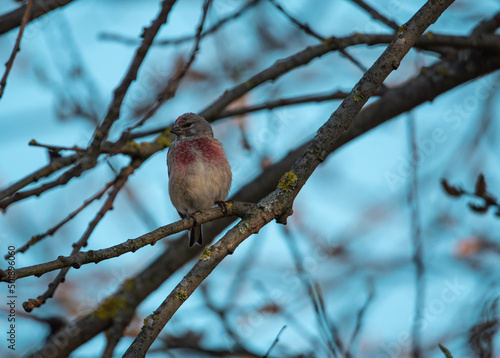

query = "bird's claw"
[215,200,231,216]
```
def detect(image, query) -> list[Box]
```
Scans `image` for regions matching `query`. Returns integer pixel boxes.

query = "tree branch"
[123,0,212,136]
[123,1,455,355]
[27,22,500,357]
[348,0,400,31]
[8,180,114,257]
[0,0,75,36]
[87,0,177,157]
[21,159,143,312]
[1,201,252,281]
[99,0,261,47]
[0,0,33,99]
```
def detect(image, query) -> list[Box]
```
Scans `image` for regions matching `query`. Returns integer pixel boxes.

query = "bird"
[167,113,232,247]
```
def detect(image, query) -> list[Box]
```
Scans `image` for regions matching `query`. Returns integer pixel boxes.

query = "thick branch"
[124,0,455,355]
[29,34,500,358]
[1,202,252,282]
[22,6,500,356]
[0,0,75,36]
[1,31,499,210]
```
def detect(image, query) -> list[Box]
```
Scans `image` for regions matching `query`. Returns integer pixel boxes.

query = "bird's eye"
[185,123,192,128]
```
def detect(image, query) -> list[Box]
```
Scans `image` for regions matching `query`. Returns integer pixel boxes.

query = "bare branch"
[407,114,425,358]
[124,0,212,135]
[0,201,253,282]
[87,0,177,157]
[0,153,81,203]
[263,325,287,358]
[8,180,114,257]
[28,21,500,356]
[99,0,261,47]
[0,0,33,99]
[268,0,371,76]
[346,279,375,358]
[21,159,142,312]
[0,0,75,36]
[348,0,400,31]
[123,1,454,355]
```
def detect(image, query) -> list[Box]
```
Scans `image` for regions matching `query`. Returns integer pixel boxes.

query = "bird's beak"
[170,125,182,135]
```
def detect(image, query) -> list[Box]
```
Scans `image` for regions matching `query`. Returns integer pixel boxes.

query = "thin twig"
[263,325,287,358]
[87,0,177,157]
[0,153,81,203]
[408,113,425,358]
[283,228,341,357]
[0,163,88,212]
[29,140,86,153]
[99,0,261,46]
[349,0,400,31]
[219,89,380,118]
[346,278,375,358]
[200,285,249,352]
[268,0,370,75]
[0,0,33,99]
[8,180,115,257]
[22,160,142,312]
[268,0,323,40]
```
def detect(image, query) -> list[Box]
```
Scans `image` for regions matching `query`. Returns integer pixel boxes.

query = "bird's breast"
[172,138,227,169]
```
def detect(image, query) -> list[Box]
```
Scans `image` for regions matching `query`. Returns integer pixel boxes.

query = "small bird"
[167,113,232,246]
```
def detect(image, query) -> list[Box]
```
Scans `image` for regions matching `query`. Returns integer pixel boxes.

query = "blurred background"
[1,0,500,357]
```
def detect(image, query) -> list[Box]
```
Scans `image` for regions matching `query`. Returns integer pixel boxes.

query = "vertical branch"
[407,113,425,358]
[0,0,33,99]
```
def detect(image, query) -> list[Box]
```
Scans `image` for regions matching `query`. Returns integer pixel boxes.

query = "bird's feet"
[215,200,232,216]
[186,212,199,227]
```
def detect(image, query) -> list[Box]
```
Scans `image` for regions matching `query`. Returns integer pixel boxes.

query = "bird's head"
[171,113,214,140]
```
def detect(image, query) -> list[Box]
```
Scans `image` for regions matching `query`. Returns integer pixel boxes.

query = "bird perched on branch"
[167,113,232,246]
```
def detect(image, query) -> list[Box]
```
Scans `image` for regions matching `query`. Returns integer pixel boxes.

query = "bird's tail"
[189,224,203,247]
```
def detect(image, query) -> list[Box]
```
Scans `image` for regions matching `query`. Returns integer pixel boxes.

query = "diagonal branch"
[87,0,177,158]
[8,180,115,257]
[21,160,143,312]
[268,0,371,75]
[0,162,88,212]
[28,23,500,356]
[348,0,400,31]
[123,1,455,355]
[0,0,33,99]
[99,0,261,47]
[0,0,75,36]
[0,202,252,281]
